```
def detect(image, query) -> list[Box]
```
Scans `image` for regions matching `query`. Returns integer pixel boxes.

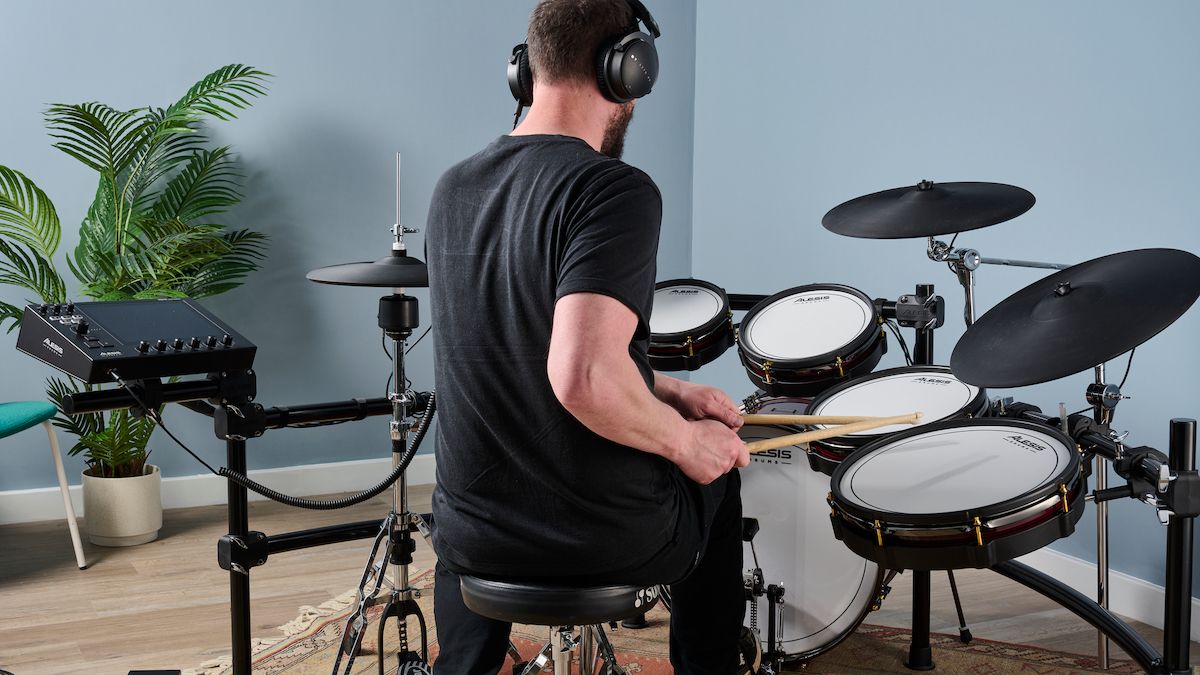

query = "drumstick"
[744,413,923,454]
[741,414,885,426]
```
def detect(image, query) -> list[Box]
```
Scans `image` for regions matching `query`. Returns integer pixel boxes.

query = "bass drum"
[739,420,884,661]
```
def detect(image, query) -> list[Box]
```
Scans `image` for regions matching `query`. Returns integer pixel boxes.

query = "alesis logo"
[1004,435,1049,454]
[793,295,830,304]
[913,377,953,386]
[668,289,700,294]
[42,337,63,357]
[751,448,794,465]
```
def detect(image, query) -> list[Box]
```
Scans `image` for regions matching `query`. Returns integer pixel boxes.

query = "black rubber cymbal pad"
[951,248,1200,388]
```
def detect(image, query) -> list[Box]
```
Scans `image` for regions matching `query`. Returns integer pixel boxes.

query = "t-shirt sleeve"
[555,170,663,325]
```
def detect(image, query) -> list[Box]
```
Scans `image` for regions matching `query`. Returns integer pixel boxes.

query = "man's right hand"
[677,419,751,485]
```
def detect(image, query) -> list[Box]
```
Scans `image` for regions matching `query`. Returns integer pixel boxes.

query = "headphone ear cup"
[508,43,534,106]
[595,36,622,103]
[596,32,658,103]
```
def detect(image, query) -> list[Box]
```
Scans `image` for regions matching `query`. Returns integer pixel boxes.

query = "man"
[426,1,749,672]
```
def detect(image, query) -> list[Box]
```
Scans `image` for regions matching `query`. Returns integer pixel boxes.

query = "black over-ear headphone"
[507,0,661,109]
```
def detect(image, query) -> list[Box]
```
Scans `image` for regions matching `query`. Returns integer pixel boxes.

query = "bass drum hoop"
[737,283,882,373]
[785,565,885,663]
[649,278,734,371]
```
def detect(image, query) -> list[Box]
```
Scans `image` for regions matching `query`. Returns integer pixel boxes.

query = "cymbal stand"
[926,237,1070,326]
[1087,362,1128,670]
[332,288,432,675]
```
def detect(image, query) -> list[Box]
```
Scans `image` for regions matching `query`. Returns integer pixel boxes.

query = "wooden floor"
[0,486,1195,674]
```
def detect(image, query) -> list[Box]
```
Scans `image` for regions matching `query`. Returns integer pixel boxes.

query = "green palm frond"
[0,166,60,258]
[162,64,270,125]
[151,147,241,223]
[46,377,106,455]
[185,229,268,297]
[45,102,154,175]
[0,302,22,333]
[0,238,67,304]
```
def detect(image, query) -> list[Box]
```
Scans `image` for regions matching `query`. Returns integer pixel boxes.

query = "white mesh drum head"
[739,424,879,657]
[837,425,1074,515]
[810,370,980,437]
[742,289,873,360]
[651,283,725,336]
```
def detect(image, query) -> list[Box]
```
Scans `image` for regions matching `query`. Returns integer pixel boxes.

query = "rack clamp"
[1163,468,1200,518]
[875,288,945,330]
[218,531,269,575]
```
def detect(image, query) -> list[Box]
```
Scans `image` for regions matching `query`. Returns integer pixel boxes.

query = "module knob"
[221,334,234,347]
[137,340,150,353]
[38,304,49,315]
[205,335,218,348]
[188,337,201,349]
[171,338,184,351]
[65,303,75,313]
[154,339,167,352]
[74,321,90,336]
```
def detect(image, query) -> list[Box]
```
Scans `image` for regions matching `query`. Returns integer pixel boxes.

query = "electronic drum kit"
[646,179,1200,672]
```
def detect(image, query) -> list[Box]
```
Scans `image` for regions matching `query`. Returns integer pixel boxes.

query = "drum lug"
[1059,483,1070,513]
[763,361,774,385]
[685,335,695,357]
[835,355,845,377]
[972,516,983,546]
[826,491,836,517]
[873,519,884,546]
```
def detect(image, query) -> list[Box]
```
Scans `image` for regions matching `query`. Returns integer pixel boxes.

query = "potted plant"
[0,64,270,545]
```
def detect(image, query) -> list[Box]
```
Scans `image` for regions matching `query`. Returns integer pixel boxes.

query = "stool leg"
[44,421,86,569]
[551,627,571,674]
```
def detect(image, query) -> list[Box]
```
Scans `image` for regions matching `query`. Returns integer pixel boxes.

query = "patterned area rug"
[187,569,1141,674]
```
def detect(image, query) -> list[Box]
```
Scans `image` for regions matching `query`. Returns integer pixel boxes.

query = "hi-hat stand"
[331,290,433,675]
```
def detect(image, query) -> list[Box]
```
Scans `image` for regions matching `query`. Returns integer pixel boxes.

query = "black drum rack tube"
[63,371,413,675]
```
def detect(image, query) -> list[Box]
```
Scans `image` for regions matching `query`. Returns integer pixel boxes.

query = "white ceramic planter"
[82,464,162,546]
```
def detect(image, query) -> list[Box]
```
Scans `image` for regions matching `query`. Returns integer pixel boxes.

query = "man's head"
[525,0,653,159]
[526,0,635,90]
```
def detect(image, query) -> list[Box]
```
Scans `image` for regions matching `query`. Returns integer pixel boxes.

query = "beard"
[600,101,635,159]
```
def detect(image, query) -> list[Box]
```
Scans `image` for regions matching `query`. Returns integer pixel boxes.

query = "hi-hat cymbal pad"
[307,252,429,288]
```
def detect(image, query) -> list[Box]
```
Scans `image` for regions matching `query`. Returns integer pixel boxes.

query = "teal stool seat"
[0,401,59,438]
[0,400,87,568]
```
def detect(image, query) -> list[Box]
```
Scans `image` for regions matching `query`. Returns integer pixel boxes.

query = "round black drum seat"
[459,576,660,626]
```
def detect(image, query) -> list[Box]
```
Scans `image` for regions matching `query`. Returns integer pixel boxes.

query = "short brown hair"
[527,0,634,86]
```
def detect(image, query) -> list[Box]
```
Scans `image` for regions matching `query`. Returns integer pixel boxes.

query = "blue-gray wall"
[0,0,697,487]
[689,0,1199,592]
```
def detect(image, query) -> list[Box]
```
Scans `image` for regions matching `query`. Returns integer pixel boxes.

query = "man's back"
[427,133,674,578]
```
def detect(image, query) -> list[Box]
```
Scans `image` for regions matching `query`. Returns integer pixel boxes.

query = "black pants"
[433,470,744,675]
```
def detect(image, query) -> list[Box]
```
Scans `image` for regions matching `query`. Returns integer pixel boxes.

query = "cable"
[883,319,913,366]
[406,326,432,354]
[110,371,219,475]
[109,370,436,511]
[1118,347,1136,388]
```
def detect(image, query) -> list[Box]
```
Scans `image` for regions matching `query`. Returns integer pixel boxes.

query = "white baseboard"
[1017,546,1200,642]
[0,454,436,526]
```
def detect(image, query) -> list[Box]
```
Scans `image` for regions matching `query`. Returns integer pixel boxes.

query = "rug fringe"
[183,568,423,675]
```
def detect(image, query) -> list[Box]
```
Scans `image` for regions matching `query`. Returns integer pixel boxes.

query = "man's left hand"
[669,382,743,430]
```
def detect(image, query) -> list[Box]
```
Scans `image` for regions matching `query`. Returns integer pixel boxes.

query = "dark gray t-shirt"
[427,134,676,578]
